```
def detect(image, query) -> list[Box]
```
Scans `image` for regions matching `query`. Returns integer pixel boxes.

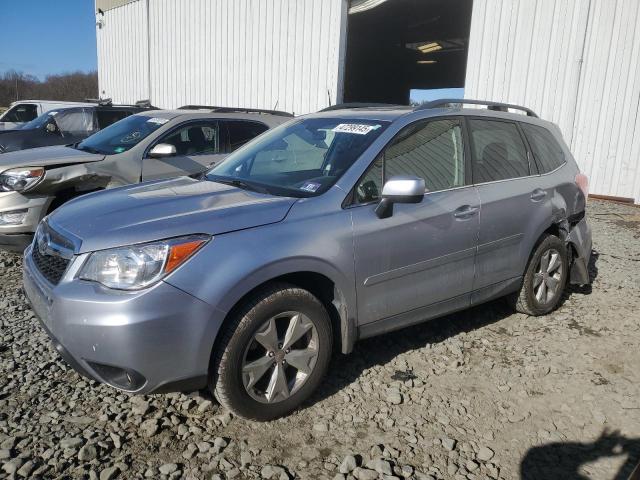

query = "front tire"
[210,283,332,421]
[513,235,568,316]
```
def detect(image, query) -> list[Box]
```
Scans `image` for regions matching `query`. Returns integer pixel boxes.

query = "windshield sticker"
[333,123,381,135]
[120,131,142,143]
[147,117,169,125]
[300,182,321,193]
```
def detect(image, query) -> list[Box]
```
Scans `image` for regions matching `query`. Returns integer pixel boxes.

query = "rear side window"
[225,121,269,152]
[96,110,132,129]
[521,123,566,173]
[1,104,38,123]
[469,119,530,183]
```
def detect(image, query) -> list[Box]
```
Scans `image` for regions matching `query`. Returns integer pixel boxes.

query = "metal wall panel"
[96,0,150,104]
[466,0,640,203]
[145,0,347,115]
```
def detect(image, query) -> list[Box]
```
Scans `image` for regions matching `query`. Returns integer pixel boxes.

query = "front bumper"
[567,216,593,284]
[0,233,33,252]
[23,245,223,394]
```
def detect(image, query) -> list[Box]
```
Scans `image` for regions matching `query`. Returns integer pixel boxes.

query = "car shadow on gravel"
[520,429,640,480]
[310,296,515,405]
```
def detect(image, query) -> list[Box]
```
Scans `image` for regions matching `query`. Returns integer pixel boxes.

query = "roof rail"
[320,102,406,112]
[85,97,113,106]
[135,99,153,108]
[177,105,294,117]
[415,98,538,118]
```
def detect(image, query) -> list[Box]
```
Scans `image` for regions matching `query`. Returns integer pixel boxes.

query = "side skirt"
[357,277,522,341]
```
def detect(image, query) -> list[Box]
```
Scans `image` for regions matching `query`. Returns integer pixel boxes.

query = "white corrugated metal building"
[96,0,640,203]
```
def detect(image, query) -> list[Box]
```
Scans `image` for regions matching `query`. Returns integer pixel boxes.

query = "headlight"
[0,167,44,192]
[78,235,210,290]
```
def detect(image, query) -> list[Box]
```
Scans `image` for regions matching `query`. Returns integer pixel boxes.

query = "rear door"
[142,120,224,180]
[351,117,480,326]
[468,117,551,298]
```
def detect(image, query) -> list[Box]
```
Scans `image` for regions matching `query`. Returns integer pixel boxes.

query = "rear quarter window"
[521,123,566,173]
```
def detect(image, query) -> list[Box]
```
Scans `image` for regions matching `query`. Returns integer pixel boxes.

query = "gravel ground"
[1,199,639,480]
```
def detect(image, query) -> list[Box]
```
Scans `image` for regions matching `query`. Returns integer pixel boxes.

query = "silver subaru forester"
[23,100,592,421]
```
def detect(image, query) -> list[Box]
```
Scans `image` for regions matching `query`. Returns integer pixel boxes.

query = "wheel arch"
[213,263,357,356]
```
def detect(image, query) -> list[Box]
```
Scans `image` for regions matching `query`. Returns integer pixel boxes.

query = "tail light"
[575,173,589,198]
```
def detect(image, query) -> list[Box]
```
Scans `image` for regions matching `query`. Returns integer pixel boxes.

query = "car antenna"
[327,89,332,107]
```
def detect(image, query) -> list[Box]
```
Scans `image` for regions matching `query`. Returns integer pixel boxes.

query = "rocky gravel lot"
[1,199,639,480]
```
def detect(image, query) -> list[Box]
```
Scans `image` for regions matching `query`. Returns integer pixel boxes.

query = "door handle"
[530,188,547,201]
[453,205,479,219]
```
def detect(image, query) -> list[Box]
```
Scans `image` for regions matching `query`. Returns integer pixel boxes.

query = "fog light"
[0,209,28,226]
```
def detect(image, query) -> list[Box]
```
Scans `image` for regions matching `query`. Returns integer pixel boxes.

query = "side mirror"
[148,143,177,158]
[45,122,58,134]
[374,175,425,219]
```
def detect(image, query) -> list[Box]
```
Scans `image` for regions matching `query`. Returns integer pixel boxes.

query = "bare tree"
[0,70,98,107]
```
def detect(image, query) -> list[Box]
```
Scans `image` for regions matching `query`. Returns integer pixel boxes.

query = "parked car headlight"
[78,235,210,290]
[0,167,44,192]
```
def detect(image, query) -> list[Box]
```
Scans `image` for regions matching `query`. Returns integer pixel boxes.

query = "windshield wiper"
[76,145,102,155]
[208,176,271,194]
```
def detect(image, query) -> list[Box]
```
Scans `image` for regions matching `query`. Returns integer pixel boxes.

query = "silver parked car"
[0,107,290,251]
[23,100,592,421]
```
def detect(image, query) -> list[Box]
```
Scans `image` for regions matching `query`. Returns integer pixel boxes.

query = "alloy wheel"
[533,248,563,304]
[241,311,319,403]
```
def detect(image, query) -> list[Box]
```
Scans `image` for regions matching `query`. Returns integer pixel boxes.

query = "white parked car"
[0,100,95,130]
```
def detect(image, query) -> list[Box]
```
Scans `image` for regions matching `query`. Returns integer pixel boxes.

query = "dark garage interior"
[343,0,474,105]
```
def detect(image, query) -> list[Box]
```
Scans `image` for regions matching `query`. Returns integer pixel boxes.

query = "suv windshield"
[207,117,389,197]
[19,110,58,130]
[75,114,168,155]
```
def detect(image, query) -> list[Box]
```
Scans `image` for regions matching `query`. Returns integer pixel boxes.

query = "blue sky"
[410,88,465,104]
[0,1,97,78]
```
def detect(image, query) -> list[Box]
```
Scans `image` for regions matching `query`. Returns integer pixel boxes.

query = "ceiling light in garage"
[417,42,442,53]
[417,60,437,64]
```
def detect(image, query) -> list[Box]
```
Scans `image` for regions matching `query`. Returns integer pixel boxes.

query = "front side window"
[55,108,96,135]
[159,121,220,155]
[0,104,38,123]
[469,119,530,183]
[208,118,388,197]
[75,114,169,155]
[355,119,465,203]
[521,123,566,173]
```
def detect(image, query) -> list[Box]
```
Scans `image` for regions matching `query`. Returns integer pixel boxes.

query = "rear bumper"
[567,216,593,284]
[23,245,223,394]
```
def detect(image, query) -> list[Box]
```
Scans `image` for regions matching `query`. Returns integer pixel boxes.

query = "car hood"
[48,176,298,253]
[0,145,104,170]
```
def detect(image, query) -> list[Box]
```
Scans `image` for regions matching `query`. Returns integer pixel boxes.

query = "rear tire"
[210,283,332,421]
[513,235,568,316]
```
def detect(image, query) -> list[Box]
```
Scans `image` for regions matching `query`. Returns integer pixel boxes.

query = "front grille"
[32,246,70,285]
[31,222,74,285]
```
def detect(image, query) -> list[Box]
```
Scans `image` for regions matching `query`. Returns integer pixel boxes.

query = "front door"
[142,121,225,180]
[350,118,480,326]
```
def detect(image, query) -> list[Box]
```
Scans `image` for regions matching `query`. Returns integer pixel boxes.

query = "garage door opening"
[343,0,473,105]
